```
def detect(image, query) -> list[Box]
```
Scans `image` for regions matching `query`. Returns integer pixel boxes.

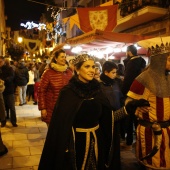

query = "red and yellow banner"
[77,5,118,33]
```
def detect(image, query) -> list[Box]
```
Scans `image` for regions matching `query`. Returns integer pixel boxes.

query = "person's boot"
[33,101,37,105]
[1,120,6,128]
[11,122,18,127]
[0,134,8,156]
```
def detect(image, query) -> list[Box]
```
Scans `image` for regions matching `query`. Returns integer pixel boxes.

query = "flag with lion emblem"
[77,5,118,33]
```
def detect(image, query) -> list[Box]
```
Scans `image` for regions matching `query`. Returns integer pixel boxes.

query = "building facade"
[0,0,6,56]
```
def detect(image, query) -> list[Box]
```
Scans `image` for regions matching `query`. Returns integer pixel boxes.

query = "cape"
[38,77,114,170]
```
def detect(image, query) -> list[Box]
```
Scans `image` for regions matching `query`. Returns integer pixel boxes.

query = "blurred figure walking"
[0,79,8,156]
[0,56,17,127]
[27,65,35,102]
[33,63,40,105]
[15,61,29,106]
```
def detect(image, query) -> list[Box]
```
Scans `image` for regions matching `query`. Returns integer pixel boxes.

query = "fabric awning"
[53,29,154,59]
[137,36,170,49]
[65,29,153,51]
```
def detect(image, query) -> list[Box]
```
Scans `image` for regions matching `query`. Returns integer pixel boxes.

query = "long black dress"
[74,99,104,169]
[38,76,127,170]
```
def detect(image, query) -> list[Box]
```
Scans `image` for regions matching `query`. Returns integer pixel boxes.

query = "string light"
[26,0,68,44]
[20,22,46,30]
[71,46,82,53]
[63,44,71,49]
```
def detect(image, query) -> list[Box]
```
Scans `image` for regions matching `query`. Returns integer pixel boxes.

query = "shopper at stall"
[121,45,146,150]
[117,63,125,81]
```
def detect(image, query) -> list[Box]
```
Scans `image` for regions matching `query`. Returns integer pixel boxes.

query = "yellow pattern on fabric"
[128,86,170,169]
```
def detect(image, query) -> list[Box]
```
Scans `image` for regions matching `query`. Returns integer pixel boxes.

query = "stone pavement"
[0,101,144,170]
[0,101,47,170]
[121,144,145,170]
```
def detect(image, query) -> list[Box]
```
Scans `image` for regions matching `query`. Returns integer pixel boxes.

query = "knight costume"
[127,42,170,169]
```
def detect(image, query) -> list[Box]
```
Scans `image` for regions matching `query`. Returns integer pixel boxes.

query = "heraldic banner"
[76,5,118,33]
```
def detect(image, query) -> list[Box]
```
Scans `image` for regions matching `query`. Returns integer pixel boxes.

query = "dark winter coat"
[15,63,29,86]
[0,65,15,95]
[121,56,146,96]
[100,73,124,110]
[0,93,6,122]
[100,73,124,169]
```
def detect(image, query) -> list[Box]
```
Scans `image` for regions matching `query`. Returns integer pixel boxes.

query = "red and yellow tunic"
[127,79,170,169]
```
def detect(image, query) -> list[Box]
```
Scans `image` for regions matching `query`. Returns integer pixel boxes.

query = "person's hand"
[125,99,150,115]
[135,106,150,119]
[41,109,47,120]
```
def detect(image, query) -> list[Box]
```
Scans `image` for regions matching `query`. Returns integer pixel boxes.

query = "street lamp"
[18,37,23,43]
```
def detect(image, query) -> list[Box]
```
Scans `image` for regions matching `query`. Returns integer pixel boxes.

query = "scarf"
[69,76,101,99]
[50,62,68,72]
[100,73,115,86]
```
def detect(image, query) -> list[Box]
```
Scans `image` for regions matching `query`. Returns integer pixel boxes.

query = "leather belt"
[138,119,170,128]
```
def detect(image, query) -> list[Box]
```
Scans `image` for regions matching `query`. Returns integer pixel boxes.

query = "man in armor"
[126,38,170,170]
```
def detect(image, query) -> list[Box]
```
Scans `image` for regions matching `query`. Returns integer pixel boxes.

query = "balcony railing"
[112,0,168,32]
[119,0,169,17]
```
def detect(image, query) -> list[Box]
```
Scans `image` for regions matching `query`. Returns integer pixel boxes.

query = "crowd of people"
[0,42,170,170]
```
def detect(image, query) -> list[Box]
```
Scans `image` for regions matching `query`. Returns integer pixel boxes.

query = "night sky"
[4,0,47,31]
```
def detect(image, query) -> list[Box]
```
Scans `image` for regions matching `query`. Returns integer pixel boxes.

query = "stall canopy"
[63,29,153,58]
[66,29,152,48]
[137,36,170,49]
[53,29,154,60]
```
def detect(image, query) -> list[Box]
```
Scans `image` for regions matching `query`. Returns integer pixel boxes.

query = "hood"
[136,52,170,97]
